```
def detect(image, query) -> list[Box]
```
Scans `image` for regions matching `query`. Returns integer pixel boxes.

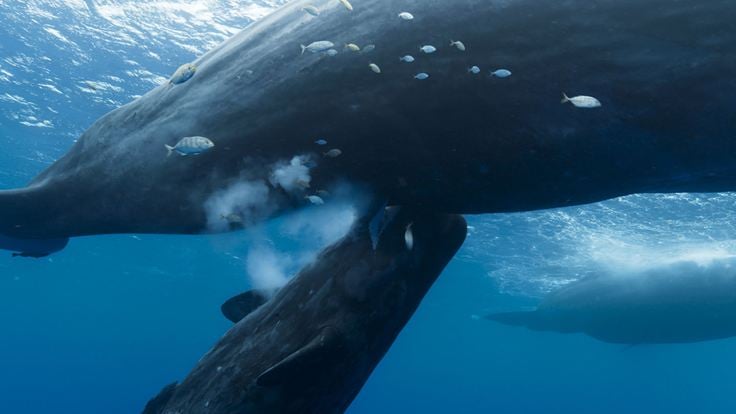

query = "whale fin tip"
[221,290,271,323]
[486,310,536,328]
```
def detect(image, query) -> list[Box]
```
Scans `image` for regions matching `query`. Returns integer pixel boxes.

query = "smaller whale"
[143,210,466,414]
[488,260,736,344]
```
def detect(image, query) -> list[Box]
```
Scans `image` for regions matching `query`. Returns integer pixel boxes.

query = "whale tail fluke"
[486,310,536,328]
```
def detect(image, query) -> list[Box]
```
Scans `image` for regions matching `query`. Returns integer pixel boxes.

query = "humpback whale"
[142,210,467,413]
[488,260,736,344]
[1,0,735,254]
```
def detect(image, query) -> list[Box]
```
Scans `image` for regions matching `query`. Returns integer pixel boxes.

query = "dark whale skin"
[143,211,467,414]
[1,0,735,240]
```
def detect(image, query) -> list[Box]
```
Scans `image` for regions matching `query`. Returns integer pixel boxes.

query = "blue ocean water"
[2,2,736,413]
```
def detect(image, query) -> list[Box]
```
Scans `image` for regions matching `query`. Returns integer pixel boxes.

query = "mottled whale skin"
[488,261,736,344]
[1,0,735,242]
[142,211,467,413]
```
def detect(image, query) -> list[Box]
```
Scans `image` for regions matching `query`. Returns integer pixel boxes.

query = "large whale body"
[1,0,735,245]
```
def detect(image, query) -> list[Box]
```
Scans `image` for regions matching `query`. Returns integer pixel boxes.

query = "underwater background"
[2,1,736,413]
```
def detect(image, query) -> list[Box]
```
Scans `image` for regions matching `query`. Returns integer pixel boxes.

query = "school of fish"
[162,1,603,211]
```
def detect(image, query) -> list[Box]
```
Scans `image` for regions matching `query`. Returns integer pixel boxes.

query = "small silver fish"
[169,63,196,85]
[305,195,325,205]
[369,63,381,73]
[362,44,376,53]
[450,40,466,51]
[326,49,339,56]
[414,72,429,80]
[301,41,335,55]
[221,213,244,224]
[324,149,343,158]
[468,66,481,74]
[345,43,361,52]
[302,5,320,16]
[404,223,414,250]
[561,93,602,108]
[398,12,414,20]
[315,139,328,145]
[338,0,353,11]
[420,45,437,54]
[490,69,512,78]
[399,55,415,63]
[165,136,215,156]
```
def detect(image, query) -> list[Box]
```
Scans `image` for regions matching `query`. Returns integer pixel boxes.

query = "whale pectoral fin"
[256,326,342,387]
[220,290,271,323]
[486,311,537,328]
[0,235,69,258]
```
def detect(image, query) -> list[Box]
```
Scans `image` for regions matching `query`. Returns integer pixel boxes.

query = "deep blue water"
[3,2,736,413]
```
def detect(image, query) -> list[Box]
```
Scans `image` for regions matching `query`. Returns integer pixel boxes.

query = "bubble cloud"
[270,156,312,194]
[204,180,271,232]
